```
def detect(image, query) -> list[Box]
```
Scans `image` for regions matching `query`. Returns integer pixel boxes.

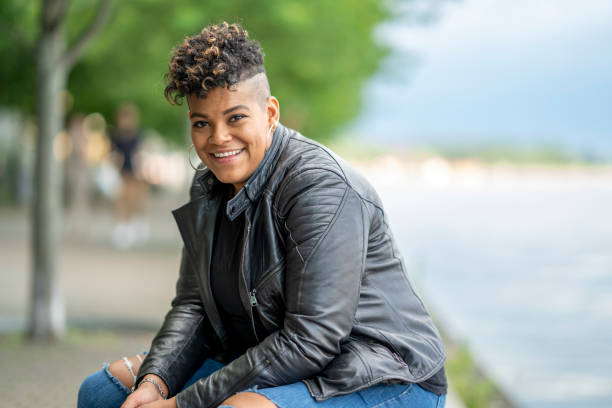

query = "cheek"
[252,131,269,154]
[250,141,266,162]
[192,132,208,150]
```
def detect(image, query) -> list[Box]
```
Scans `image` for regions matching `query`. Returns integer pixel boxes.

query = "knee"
[221,392,277,408]
[77,366,130,408]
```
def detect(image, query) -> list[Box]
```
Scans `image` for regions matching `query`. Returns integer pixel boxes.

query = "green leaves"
[2,0,390,143]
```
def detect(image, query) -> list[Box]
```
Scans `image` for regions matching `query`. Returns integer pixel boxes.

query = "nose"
[208,124,232,145]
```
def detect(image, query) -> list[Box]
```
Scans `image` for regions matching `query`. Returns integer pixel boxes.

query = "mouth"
[212,148,244,158]
[210,148,245,163]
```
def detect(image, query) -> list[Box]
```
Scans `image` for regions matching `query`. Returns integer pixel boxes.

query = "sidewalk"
[0,191,185,332]
[0,329,156,408]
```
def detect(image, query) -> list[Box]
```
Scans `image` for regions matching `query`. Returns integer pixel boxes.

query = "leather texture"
[136,125,446,408]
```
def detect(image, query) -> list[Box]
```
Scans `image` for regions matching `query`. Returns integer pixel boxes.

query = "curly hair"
[164,22,266,105]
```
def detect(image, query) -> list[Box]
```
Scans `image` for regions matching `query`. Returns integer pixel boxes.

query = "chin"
[215,173,241,185]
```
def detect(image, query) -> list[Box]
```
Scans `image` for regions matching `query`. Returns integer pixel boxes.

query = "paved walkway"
[0,329,155,408]
[0,190,464,407]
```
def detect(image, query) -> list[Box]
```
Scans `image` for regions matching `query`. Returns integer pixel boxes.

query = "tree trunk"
[28,0,69,342]
[28,0,111,342]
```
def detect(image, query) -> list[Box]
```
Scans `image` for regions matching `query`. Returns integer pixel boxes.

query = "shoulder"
[268,131,346,208]
[269,129,381,211]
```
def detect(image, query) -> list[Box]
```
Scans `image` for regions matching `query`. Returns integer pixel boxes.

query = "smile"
[213,149,244,158]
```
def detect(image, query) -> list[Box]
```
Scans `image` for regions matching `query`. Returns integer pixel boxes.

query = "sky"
[351,0,612,157]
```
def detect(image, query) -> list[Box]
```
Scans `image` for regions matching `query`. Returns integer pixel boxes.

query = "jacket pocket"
[254,259,285,291]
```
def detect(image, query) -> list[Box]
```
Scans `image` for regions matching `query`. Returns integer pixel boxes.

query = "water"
[366,166,612,407]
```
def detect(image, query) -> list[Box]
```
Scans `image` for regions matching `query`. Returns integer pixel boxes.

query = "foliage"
[0,1,39,112]
[445,342,498,408]
[1,0,389,144]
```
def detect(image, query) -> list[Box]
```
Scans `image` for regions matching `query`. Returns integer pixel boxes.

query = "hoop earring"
[188,144,202,171]
[267,121,279,143]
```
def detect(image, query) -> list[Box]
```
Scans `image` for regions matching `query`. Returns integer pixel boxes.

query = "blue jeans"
[78,356,445,408]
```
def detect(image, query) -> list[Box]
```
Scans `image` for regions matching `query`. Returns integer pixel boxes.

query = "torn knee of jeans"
[103,362,132,395]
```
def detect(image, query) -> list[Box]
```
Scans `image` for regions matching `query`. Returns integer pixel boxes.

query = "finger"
[120,391,143,408]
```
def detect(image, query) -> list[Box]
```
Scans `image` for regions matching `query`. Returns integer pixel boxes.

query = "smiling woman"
[77,21,448,408]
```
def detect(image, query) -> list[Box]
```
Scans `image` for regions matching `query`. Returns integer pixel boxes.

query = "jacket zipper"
[350,335,408,367]
[240,219,260,343]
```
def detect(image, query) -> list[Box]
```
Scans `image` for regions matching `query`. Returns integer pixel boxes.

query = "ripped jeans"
[77,354,445,408]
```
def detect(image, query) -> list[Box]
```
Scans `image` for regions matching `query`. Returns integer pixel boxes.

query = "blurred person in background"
[78,22,447,408]
[110,103,149,249]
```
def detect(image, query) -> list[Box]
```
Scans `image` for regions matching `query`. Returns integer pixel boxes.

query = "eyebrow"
[223,105,250,115]
[190,104,250,119]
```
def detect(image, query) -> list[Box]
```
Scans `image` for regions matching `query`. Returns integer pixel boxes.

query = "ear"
[266,96,280,127]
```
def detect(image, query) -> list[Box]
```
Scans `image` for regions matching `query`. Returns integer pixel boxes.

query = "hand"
[140,396,177,408]
[120,382,168,408]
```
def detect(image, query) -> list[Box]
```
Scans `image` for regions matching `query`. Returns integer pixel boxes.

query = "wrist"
[140,374,169,399]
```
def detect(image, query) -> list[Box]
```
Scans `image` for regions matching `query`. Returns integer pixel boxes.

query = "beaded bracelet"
[140,377,167,400]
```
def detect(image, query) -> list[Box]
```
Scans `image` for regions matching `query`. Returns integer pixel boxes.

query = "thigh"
[245,382,444,408]
[359,383,445,408]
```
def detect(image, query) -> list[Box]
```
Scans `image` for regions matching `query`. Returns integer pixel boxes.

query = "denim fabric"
[78,355,224,408]
[242,382,445,408]
[78,363,132,408]
[78,356,445,408]
[181,358,226,390]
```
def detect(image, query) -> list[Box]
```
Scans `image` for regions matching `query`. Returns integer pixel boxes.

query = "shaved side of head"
[237,72,271,110]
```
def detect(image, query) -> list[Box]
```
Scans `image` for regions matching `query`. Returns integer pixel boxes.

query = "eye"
[229,114,246,122]
[192,120,209,129]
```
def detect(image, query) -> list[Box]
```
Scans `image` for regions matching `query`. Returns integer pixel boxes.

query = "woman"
[78,22,448,408]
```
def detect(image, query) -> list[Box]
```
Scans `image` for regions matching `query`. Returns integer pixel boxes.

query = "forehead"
[188,78,262,113]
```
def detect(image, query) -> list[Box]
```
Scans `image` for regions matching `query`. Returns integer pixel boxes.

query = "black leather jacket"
[136,125,446,408]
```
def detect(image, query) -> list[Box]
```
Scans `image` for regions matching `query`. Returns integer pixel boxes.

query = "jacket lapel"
[172,193,228,348]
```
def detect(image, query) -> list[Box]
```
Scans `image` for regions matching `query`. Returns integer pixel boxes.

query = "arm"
[176,169,368,408]
[134,247,219,396]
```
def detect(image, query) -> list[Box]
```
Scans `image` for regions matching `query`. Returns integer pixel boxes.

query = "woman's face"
[187,76,279,195]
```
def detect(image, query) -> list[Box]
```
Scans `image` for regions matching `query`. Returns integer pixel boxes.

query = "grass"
[445,340,502,408]
[0,328,122,348]
[437,326,518,408]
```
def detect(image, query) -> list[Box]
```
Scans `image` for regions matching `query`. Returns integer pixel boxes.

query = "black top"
[210,185,263,352]
[209,184,447,395]
[418,363,447,395]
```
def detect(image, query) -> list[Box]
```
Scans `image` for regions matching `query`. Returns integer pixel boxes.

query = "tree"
[65,0,390,144]
[29,0,110,342]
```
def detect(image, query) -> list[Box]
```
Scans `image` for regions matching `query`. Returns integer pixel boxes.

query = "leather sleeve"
[135,247,218,396]
[176,169,368,408]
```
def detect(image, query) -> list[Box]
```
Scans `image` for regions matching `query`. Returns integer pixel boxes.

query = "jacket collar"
[195,123,288,221]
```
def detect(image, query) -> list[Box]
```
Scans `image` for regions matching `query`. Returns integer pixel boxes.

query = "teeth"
[213,149,242,158]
